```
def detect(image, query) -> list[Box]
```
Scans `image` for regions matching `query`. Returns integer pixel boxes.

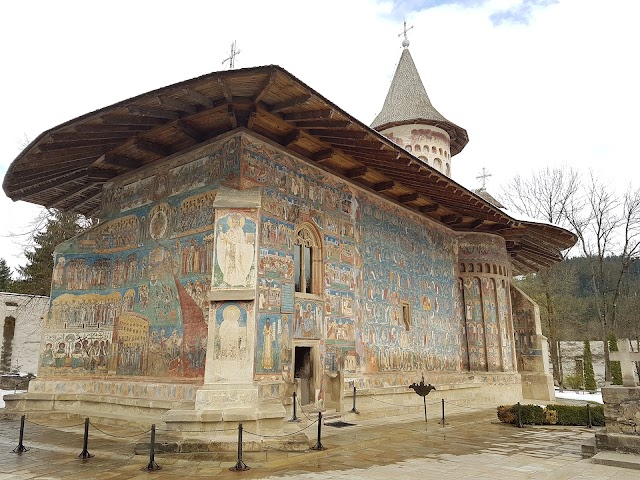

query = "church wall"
[38,135,241,385]
[240,134,484,394]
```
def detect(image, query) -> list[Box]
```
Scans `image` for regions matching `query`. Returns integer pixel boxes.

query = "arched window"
[439,148,443,155]
[294,223,322,294]
[431,146,437,153]
[445,163,450,176]
[406,145,412,152]
[414,145,421,152]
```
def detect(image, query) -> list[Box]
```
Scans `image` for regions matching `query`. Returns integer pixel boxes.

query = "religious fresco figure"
[216,213,255,287]
[261,317,275,370]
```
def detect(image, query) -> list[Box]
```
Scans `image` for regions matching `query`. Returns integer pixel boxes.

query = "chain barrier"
[88,421,152,438]
[360,391,441,408]
[244,419,318,439]
[23,418,86,429]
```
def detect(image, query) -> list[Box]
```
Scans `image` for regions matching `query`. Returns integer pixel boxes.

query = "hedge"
[497,403,604,426]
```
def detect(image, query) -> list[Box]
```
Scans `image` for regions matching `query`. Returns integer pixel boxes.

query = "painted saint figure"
[216,214,255,287]
[262,317,274,370]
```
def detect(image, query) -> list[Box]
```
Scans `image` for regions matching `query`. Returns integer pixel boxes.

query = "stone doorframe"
[293,340,321,406]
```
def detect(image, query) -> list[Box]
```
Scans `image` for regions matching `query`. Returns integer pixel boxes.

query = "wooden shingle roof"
[2,65,575,274]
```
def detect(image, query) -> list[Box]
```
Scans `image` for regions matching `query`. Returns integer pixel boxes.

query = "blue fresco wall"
[40,136,241,379]
[240,136,463,379]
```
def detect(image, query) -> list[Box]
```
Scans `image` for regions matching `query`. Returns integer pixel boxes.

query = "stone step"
[592,451,640,470]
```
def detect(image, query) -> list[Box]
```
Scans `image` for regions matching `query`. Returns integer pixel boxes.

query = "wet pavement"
[0,403,638,479]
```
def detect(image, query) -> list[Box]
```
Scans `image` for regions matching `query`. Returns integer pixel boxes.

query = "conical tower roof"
[371,48,469,156]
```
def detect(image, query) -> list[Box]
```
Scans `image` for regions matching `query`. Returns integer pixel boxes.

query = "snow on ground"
[555,388,603,404]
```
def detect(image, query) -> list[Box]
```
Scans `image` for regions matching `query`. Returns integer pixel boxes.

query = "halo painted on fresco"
[222,304,241,322]
[149,210,168,239]
[229,213,245,228]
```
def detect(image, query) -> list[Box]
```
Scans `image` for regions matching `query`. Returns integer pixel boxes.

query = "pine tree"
[583,340,597,391]
[609,334,623,385]
[0,258,13,291]
[13,210,89,296]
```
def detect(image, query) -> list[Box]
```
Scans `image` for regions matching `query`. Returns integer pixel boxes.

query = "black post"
[143,424,161,471]
[423,396,428,423]
[230,423,250,471]
[289,391,300,422]
[587,403,592,429]
[516,402,523,428]
[311,411,325,450]
[78,417,93,459]
[438,398,447,426]
[350,385,359,414]
[12,415,28,453]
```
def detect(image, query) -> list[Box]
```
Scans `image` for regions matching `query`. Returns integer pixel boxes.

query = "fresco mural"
[213,302,249,360]
[463,277,487,371]
[40,137,240,380]
[214,210,257,288]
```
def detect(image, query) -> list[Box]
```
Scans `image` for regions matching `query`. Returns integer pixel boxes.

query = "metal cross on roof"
[476,167,492,190]
[222,40,241,70]
[398,20,414,48]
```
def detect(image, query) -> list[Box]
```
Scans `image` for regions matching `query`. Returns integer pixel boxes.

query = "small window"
[401,301,411,331]
[414,145,421,152]
[294,223,321,294]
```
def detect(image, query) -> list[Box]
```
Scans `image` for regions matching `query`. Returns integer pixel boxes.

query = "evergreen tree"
[583,340,597,391]
[609,334,623,385]
[0,258,13,291]
[13,210,89,296]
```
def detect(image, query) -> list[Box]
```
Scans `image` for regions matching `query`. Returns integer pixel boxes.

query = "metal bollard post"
[438,398,447,426]
[289,391,300,422]
[230,423,250,471]
[142,424,161,471]
[516,402,523,428]
[311,411,325,450]
[78,417,94,459]
[587,403,592,429]
[12,415,29,453]
[350,385,359,414]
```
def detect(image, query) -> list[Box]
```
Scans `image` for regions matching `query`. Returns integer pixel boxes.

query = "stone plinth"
[597,386,640,454]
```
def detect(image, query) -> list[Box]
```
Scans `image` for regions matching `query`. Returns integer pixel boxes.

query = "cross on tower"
[476,167,492,190]
[222,40,241,70]
[398,20,414,48]
[609,339,640,386]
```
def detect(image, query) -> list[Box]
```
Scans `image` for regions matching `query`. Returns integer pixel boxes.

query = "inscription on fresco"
[281,282,294,313]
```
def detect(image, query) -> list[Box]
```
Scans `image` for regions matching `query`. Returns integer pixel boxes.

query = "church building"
[2,36,575,430]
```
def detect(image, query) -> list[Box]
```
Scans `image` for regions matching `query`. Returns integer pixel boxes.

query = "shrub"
[545,404,604,426]
[609,334,623,385]
[583,341,597,391]
[496,403,604,426]
[564,373,583,390]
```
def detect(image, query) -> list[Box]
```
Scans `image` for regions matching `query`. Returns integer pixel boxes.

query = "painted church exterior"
[2,44,575,429]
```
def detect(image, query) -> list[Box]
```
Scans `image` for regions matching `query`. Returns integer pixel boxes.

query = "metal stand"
[78,417,94,459]
[142,424,161,471]
[289,391,301,422]
[349,385,359,414]
[409,375,436,423]
[230,423,250,471]
[438,398,447,426]
[516,402,523,428]
[12,415,29,453]
[587,403,592,428]
[310,411,325,451]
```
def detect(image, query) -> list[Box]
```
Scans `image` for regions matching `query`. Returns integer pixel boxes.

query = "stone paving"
[1,403,639,479]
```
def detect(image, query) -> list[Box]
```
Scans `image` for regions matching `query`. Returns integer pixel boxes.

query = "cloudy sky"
[1,0,639,274]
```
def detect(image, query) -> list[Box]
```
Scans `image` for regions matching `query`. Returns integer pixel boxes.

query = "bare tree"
[502,166,580,386]
[566,175,640,381]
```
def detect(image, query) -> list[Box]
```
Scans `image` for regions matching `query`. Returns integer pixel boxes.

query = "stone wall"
[0,293,48,375]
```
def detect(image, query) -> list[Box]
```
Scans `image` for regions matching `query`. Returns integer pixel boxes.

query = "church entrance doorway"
[294,346,315,405]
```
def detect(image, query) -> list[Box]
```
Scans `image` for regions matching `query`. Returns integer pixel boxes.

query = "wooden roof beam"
[311,148,335,162]
[173,121,205,142]
[50,131,136,142]
[38,139,122,152]
[134,139,171,157]
[227,105,238,129]
[87,168,119,182]
[319,138,381,149]
[282,109,332,121]
[420,204,439,213]
[181,87,215,108]
[104,153,144,170]
[345,166,367,179]
[246,107,257,129]
[254,71,277,103]
[398,193,419,203]
[218,78,233,103]
[127,105,180,120]
[294,120,350,129]
[158,95,198,114]
[101,114,166,126]
[373,180,394,192]
[269,94,312,113]
[283,130,301,147]
[47,182,97,209]
[308,129,367,139]
[467,219,484,229]
[74,124,156,133]
[18,170,87,197]
[442,214,463,226]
